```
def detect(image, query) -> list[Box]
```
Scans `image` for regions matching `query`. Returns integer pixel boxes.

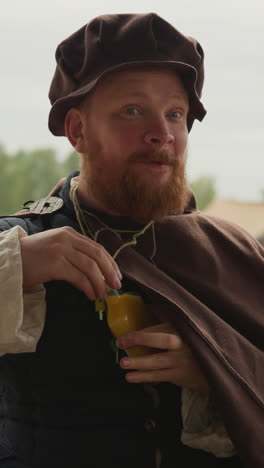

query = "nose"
[143,119,175,148]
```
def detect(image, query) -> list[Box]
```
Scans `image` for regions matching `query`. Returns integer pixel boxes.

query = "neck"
[69,177,156,261]
[76,173,122,217]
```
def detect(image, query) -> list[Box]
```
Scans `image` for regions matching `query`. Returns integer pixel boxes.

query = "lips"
[129,150,175,167]
[149,161,170,165]
[137,160,171,167]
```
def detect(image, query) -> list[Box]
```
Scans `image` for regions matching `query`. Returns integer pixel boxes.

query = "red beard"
[82,150,188,222]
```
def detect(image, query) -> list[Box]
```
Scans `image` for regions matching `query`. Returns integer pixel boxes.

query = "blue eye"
[126,108,139,116]
[169,111,182,119]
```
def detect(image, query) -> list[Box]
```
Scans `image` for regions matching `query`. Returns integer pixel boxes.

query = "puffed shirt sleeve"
[0,226,46,355]
[181,388,236,457]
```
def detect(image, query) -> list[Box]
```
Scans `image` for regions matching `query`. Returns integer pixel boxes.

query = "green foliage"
[190,175,217,211]
[0,146,14,214]
[0,146,79,215]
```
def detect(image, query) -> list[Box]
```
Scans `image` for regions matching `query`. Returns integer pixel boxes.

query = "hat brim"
[48,60,206,136]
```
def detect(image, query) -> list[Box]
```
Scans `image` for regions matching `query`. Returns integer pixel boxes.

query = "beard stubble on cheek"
[83,150,188,222]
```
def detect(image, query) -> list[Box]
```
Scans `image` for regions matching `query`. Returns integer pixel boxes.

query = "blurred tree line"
[0,145,216,215]
[0,145,79,215]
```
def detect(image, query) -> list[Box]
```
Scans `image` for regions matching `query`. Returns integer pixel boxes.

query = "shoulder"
[0,213,45,235]
[156,211,264,257]
[0,174,76,235]
[197,212,264,253]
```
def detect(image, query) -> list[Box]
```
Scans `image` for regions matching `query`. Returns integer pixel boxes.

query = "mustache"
[128,150,176,165]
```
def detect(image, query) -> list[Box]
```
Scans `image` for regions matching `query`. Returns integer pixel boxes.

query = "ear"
[64,108,86,153]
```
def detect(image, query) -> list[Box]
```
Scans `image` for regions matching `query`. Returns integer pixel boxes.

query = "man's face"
[78,67,189,222]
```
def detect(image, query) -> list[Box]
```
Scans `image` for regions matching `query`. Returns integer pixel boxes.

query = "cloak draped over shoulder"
[91,209,264,468]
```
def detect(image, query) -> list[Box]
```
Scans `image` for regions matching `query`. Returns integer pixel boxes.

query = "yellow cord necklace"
[69,178,157,261]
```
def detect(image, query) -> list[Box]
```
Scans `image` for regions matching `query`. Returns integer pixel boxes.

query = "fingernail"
[121,358,131,368]
[117,270,123,280]
[116,338,123,348]
[114,278,122,289]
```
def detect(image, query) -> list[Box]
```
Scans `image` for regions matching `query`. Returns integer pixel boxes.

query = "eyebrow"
[115,90,188,104]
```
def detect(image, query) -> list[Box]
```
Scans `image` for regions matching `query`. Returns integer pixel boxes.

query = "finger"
[48,227,122,290]
[117,330,183,351]
[71,229,121,272]
[123,365,210,392]
[87,239,123,280]
[71,236,122,290]
[49,227,122,287]
[138,321,178,334]
[124,368,175,384]
[120,351,177,371]
[58,257,98,300]
[66,249,109,298]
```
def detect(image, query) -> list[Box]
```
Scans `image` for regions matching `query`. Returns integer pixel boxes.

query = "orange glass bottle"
[105,290,157,357]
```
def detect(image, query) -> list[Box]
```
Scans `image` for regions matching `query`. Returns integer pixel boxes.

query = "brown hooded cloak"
[90,207,264,468]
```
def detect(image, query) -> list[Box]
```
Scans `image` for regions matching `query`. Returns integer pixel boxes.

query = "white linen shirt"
[0,226,45,355]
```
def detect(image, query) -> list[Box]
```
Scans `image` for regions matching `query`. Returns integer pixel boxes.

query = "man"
[0,13,263,468]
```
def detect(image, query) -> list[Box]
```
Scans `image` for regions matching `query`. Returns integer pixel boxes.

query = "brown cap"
[48,13,206,135]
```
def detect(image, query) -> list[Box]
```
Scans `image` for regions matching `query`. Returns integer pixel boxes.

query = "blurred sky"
[1,0,263,201]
